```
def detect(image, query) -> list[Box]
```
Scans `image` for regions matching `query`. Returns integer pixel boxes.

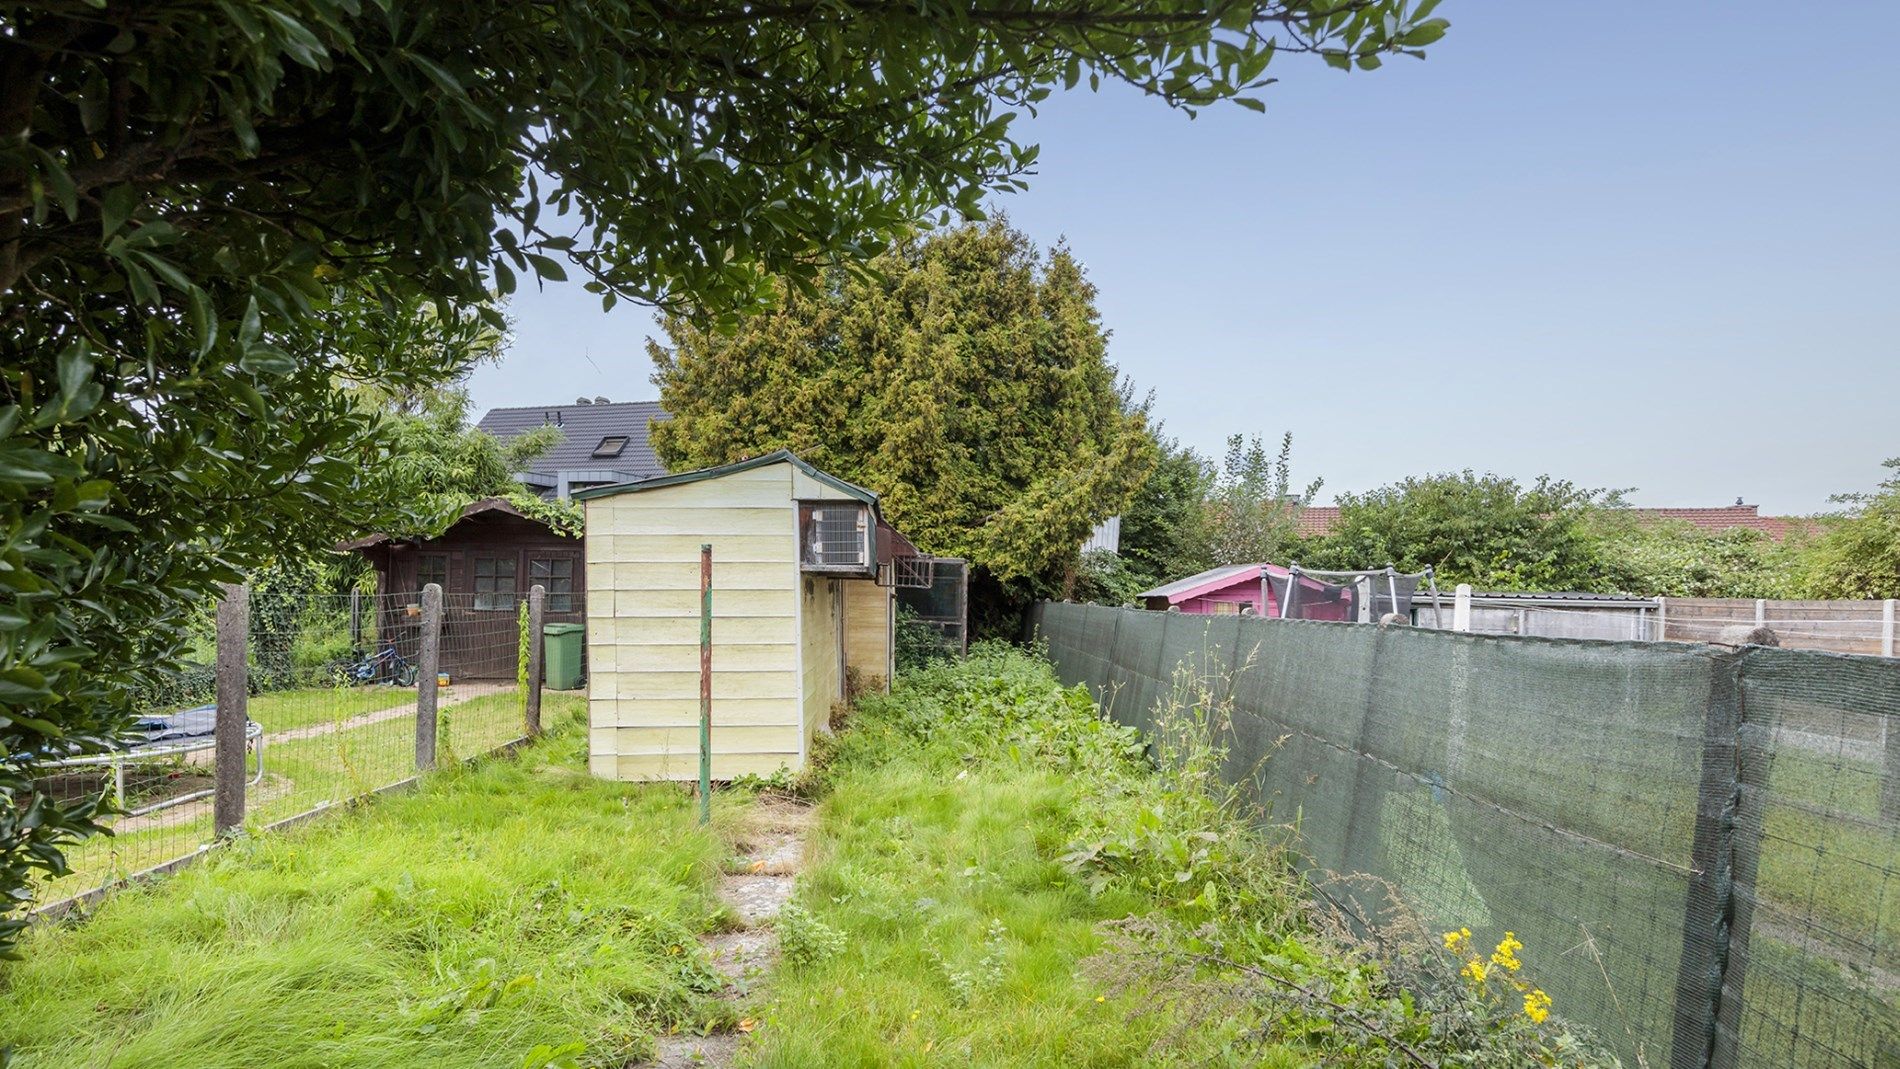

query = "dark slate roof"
[475,401,670,481]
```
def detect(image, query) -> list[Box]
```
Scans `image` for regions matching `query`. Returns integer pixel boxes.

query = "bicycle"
[330,641,419,687]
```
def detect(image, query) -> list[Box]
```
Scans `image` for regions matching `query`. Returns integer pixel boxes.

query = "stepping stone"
[719,873,794,926]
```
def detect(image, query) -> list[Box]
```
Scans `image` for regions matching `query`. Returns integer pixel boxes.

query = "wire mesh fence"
[1030,601,1900,1069]
[29,586,553,914]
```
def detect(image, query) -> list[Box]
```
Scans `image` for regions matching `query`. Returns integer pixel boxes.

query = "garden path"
[645,793,813,1069]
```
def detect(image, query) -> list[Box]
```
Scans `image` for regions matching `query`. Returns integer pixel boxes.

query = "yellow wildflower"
[1441,927,1471,952]
[1523,988,1552,1023]
[1461,958,1488,984]
[1490,932,1523,973]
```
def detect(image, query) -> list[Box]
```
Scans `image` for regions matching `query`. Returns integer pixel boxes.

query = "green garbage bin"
[542,623,586,690]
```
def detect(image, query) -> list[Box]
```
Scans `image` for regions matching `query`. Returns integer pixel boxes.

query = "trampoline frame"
[38,718,266,818]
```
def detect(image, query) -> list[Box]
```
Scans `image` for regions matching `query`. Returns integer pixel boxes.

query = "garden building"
[1137,563,1355,619]
[575,450,917,782]
[340,498,585,679]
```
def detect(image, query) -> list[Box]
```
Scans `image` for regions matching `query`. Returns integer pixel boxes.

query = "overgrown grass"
[40,688,544,900]
[2,709,749,1069]
[743,645,1613,1068]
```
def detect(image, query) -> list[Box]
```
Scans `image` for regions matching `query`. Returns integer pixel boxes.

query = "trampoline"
[38,705,265,817]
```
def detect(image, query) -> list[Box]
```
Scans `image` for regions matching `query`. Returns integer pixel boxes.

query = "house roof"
[1294,503,1812,540]
[570,450,881,516]
[336,497,564,552]
[1137,562,1328,604]
[476,401,670,481]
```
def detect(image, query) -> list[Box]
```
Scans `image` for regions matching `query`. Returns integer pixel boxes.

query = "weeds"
[746,643,1617,1068]
[0,704,738,1069]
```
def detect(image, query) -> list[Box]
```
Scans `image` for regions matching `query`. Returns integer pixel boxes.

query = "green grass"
[38,692,551,916]
[1,710,744,1069]
[743,646,1608,1068]
[243,686,413,732]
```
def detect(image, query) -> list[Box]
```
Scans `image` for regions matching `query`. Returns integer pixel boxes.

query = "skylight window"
[592,435,629,458]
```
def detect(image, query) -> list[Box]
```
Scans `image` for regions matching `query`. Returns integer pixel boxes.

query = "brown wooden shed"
[341,499,585,680]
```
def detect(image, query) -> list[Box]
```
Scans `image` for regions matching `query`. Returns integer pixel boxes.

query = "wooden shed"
[575,450,911,782]
[341,498,584,679]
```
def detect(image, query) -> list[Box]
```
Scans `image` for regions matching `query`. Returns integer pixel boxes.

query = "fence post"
[349,590,362,649]
[525,584,546,736]
[415,583,442,772]
[1452,583,1473,633]
[1658,596,1669,642]
[1883,599,1896,659]
[1754,599,1766,628]
[214,583,249,838]
[1670,650,1746,1069]
[699,543,712,826]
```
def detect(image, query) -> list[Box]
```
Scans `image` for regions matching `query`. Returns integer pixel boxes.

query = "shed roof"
[336,497,564,552]
[476,401,669,482]
[571,449,881,514]
[1136,562,1330,604]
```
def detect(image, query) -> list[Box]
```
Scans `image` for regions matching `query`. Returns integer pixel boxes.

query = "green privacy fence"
[1028,601,1900,1069]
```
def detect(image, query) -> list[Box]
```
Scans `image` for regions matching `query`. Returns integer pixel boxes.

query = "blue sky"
[468,3,1899,516]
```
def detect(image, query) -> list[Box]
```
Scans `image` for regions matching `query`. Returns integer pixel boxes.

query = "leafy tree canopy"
[1200,432,1319,568]
[1306,471,1625,590]
[650,219,1156,610]
[1801,459,1900,600]
[0,0,1447,949]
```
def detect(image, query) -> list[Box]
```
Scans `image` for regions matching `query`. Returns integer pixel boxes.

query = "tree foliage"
[0,0,1446,949]
[1586,516,1802,599]
[1200,433,1320,567]
[1096,434,1217,598]
[651,219,1155,613]
[1801,459,1900,600]
[1306,472,1623,590]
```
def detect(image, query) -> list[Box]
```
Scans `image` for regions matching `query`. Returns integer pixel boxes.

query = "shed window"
[473,556,517,611]
[417,554,448,594]
[592,435,629,458]
[799,502,871,573]
[530,557,575,612]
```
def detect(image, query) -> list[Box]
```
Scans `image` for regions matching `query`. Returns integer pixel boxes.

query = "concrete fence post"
[1883,599,1896,659]
[1657,597,1668,642]
[415,583,442,771]
[1754,599,1767,628]
[1452,583,1473,633]
[214,583,249,838]
[525,584,546,736]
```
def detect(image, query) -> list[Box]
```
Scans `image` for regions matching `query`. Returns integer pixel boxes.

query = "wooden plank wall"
[800,575,843,749]
[1659,597,1896,657]
[585,464,805,781]
[842,578,893,692]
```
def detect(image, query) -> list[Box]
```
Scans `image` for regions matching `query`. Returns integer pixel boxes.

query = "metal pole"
[525,584,546,735]
[699,543,713,826]
[213,582,249,837]
[415,582,442,771]
[1426,566,1443,629]
[349,590,362,649]
[1385,565,1399,621]
[1283,563,1301,620]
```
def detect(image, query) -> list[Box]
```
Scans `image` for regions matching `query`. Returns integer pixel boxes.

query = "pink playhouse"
[1136,563,1354,620]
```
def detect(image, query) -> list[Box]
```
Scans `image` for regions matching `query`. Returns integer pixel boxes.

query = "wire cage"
[896,557,968,661]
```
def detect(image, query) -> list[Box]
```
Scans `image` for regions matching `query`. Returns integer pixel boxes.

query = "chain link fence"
[29,585,556,915]
[1030,601,1900,1069]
